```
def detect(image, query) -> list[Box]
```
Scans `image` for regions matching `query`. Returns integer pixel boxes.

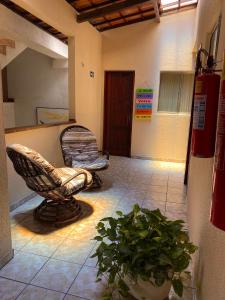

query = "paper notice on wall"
[135,88,153,120]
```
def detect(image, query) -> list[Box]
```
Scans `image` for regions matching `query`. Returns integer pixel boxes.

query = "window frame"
[157,70,194,115]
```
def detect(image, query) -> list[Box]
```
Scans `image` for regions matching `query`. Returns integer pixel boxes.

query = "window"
[3,48,69,129]
[161,0,198,11]
[158,71,194,113]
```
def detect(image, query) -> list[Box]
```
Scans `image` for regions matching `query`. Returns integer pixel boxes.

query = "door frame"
[103,70,135,157]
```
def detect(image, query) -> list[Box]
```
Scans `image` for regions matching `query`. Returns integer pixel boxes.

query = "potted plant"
[92,204,197,300]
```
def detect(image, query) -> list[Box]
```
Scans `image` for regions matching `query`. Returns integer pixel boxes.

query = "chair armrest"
[61,170,88,186]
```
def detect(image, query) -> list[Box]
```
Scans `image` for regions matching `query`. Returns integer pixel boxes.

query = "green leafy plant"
[92,204,197,300]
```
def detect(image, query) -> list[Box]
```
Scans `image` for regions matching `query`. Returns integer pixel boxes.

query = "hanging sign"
[135,88,153,120]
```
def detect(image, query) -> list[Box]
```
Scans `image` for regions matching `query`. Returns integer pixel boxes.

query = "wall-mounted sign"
[135,88,153,120]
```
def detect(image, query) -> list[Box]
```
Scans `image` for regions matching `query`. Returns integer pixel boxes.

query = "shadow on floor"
[83,177,113,193]
[12,199,94,234]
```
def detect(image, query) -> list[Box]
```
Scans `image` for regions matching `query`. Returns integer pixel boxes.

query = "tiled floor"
[0,156,195,300]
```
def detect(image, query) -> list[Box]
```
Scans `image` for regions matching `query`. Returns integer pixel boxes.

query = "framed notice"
[135,88,153,120]
[36,107,69,125]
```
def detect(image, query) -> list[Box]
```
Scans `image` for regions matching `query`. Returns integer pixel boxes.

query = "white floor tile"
[0,252,47,283]
[0,277,26,300]
[31,259,81,293]
[17,285,65,300]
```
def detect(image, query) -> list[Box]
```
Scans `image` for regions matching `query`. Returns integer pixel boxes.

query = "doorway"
[103,71,135,157]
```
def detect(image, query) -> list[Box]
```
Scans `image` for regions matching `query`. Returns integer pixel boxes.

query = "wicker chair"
[60,125,109,188]
[7,144,92,225]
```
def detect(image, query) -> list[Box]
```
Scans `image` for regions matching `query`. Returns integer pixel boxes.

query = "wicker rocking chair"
[60,125,109,188]
[7,144,92,225]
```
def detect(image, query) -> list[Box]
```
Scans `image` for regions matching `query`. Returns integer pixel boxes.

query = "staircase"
[0,38,26,69]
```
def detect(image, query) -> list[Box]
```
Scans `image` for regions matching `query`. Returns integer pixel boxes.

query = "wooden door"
[103,71,134,157]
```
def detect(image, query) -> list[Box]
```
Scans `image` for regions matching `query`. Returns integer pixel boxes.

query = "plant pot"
[124,276,171,300]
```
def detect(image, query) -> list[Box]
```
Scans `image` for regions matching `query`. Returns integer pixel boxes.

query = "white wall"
[7,48,68,127]
[187,1,225,300]
[102,9,196,161]
[3,102,15,128]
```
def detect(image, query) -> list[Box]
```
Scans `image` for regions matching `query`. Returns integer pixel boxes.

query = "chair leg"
[89,172,102,189]
[34,197,82,225]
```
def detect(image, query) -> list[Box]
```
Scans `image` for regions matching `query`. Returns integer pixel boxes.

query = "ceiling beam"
[76,0,117,13]
[93,7,155,27]
[99,13,156,31]
[77,0,151,23]
[0,39,15,48]
[0,45,6,55]
[152,0,160,22]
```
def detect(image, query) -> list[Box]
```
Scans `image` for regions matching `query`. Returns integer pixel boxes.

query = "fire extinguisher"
[191,55,221,157]
[211,55,225,231]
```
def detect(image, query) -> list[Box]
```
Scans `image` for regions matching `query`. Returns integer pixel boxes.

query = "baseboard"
[0,249,14,270]
[10,192,37,212]
[131,155,185,163]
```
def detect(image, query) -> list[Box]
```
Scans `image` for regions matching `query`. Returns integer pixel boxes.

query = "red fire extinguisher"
[211,56,225,231]
[191,56,221,157]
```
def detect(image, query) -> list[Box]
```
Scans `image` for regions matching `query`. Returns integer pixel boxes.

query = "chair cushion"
[53,167,92,196]
[61,127,99,164]
[7,144,61,185]
[72,157,109,171]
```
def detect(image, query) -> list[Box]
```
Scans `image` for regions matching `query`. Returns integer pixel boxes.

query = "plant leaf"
[139,230,149,238]
[116,211,123,216]
[94,236,103,241]
[172,279,183,297]
[133,204,141,214]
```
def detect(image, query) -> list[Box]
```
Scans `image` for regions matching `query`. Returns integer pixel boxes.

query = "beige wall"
[74,24,103,145]
[0,70,13,268]
[187,1,225,300]
[102,10,196,161]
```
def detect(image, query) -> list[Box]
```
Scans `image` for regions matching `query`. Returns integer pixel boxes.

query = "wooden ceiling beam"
[0,45,7,55]
[99,13,156,31]
[93,7,155,27]
[0,38,15,48]
[152,0,160,22]
[76,0,117,13]
[77,0,151,23]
